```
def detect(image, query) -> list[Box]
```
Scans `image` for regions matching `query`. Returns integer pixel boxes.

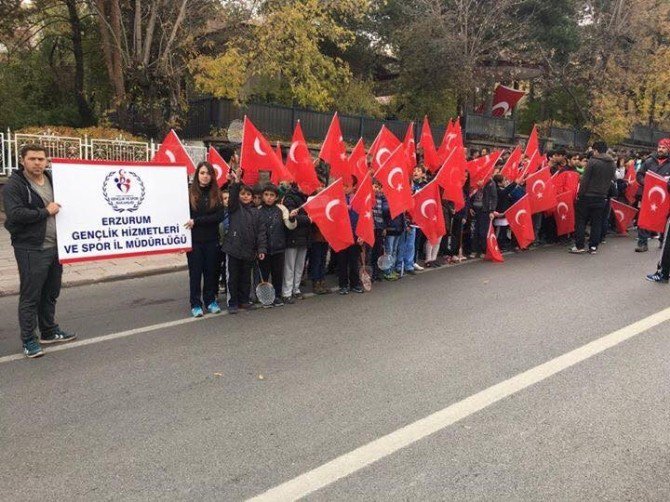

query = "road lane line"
[0,255,492,365]
[247,306,670,502]
[0,317,201,364]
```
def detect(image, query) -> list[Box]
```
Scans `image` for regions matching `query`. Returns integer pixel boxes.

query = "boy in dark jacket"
[221,170,267,314]
[257,183,297,307]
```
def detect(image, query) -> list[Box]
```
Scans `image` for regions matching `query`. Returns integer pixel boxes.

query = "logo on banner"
[103,169,145,212]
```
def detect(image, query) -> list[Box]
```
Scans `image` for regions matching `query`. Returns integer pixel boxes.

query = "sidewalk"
[0,216,187,296]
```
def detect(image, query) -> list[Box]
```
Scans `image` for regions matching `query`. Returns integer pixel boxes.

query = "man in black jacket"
[635,138,670,252]
[570,141,616,255]
[3,144,76,358]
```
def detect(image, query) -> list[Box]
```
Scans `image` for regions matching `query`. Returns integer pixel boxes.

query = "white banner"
[51,159,192,264]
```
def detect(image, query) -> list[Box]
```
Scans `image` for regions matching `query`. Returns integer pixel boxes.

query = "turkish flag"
[240,116,283,186]
[206,147,230,187]
[302,178,354,252]
[525,125,540,158]
[637,172,669,233]
[610,198,638,235]
[526,168,557,213]
[348,138,369,183]
[468,150,502,188]
[374,144,413,218]
[522,151,544,179]
[409,180,446,245]
[419,116,441,172]
[485,222,504,262]
[505,195,535,249]
[369,125,402,172]
[350,173,375,247]
[319,112,350,182]
[403,122,417,169]
[624,162,639,204]
[434,147,466,212]
[437,119,456,163]
[153,130,196,175]
[271,142,294,185]
[501,145,522,182]
[554,191,575,236]
[286,121,320,195]
[491,85,526,117]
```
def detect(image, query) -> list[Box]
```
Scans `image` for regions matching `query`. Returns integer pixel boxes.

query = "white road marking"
[0,254,489,365]
[247,306,670,501]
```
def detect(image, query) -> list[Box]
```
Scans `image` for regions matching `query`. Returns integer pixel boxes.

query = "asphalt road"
[1,235,670,501]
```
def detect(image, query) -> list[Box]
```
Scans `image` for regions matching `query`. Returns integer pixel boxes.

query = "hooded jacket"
[635,153,670,196]
[221,182,267,261]
[3,169,53,249]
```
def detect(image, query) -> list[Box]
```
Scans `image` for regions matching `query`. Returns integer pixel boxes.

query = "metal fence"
[0,129,206,176]
[549,127,591,149]
[631,125,670,146]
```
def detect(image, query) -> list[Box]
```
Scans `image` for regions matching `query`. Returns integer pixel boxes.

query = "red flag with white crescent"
[525,125,540,159]
[610,198,638,235]
[271,142,294,185]
[485,222,504,262]
[554,191,575,236]
[239,116,283,186]
[286,121,320,195]
[491,84,526,117]
[349,173,375,247]
[500,145,522,182]
[302,178,354,252]
[637,171,669,233]
[374,144,413,218]
[369,125,402,173]
[409,180,446,245]
[153,129,197,175]
[419,116,441,172]
[319,112,350,183]
[348,138,369,183]
[505,195,535,249]
[403,122,417,169]
[206,147,230,187]
[434,147,466,212]
[526,168,557,213]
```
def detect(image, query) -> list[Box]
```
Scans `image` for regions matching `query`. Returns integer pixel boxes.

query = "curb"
[0,264,188,298]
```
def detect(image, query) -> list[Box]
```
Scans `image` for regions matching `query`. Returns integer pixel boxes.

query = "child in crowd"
[257,183,296,307]
[281,183,311,304]
[218,189,229,294]
[221,169,267,314]
[184,162,224,317]
[371,179,390,281]
[337,184,364,294]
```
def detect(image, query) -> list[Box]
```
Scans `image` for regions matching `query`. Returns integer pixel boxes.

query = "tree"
[92,0,218,135]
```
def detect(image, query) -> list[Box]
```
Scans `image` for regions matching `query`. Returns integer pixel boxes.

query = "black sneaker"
[239,303,258,311]
[338,287,349,295]
[405,269,417,275]
[272,298,284,307]
[23,339,44,358]
[635,244,648,252]
[40,329,76,345]
[588,247,597,255]
[293,292,305,300]
[282,296,295,305]
[227,305,239,314]
[646,272,669,284]
[351,286,364,293]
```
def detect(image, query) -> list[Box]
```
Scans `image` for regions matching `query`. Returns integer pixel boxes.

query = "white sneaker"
[414,263,425,271]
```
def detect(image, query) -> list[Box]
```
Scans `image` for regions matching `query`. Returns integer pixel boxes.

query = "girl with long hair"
[184,161,224,317]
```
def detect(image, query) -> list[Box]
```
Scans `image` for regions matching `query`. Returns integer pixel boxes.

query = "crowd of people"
[5,138,670,359]
[183,138,670,319]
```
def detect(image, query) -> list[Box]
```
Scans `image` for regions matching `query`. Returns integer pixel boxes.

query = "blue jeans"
[383,234,401,272]
[395,227,416,272]
[308,241,329,281]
